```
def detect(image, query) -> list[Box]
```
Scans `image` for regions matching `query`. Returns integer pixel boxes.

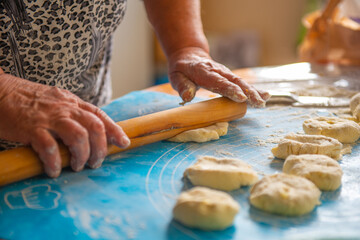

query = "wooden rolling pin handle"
[0,97,246,186]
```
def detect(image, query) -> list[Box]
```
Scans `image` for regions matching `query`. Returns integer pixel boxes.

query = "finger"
[79,102,130,149]
[72,110,108,169]
[257,89,271,101]
[30,128,61,178]
[218,71,266,107]
[52,118,90,172]
[169,72,197,103]
[192,71,248,103]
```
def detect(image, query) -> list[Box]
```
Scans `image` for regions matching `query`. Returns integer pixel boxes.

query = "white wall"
[110,0,153,99]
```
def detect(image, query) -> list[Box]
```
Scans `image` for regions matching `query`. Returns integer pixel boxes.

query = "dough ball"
[184,156,258,191]
[173,187,240,230]
[249,173,321,216]
[283,154,343,191]
[350,92,360,120]
[303,116,360,143]
[271,133,342,160]
[167,122,228,143]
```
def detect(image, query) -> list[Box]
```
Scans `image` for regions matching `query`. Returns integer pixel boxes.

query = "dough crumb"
[173,187,239,230]
[167,122,228,143]
[184,156,258,191]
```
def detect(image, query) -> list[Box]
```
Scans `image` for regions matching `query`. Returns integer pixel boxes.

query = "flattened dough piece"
[350,92,360,120]
[184,156,258,191]
[249,173,321,216]
[272,133,342,160]
[167,122,228,143]
[173,187,240,230]
[283,154,343,191]
[303,116,360,143]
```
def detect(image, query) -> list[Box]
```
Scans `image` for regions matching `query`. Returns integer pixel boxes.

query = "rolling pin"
[0,97,246,186]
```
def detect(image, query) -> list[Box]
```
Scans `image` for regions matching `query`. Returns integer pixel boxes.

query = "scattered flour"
[292,85,357,98]
[215,150,235,157]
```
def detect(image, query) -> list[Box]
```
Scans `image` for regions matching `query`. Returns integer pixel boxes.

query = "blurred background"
[110,0,324,99]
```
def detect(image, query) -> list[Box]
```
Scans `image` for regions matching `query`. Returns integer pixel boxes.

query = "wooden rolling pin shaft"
[0,97,246,186]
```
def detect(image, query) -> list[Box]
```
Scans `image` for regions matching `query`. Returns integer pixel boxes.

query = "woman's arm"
[0,68,130,177]
[144,0,270,106]
[144,0,209,58]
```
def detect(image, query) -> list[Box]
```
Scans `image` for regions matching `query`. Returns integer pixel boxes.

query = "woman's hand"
[0,71,130,178]
[144,0,269,106]
[168,47,270,106]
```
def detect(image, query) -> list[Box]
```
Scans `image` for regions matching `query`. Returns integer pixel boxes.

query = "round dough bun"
[283,154,343,191]
[271,133,342,160]
[173,187,240,230]
[250,173,321,216]
[184,156,258,191]
[350,92,360,120]
[303,116,360,143]
[167,122,228,143]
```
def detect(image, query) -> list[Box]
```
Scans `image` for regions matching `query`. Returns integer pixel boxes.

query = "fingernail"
[91,158,104,169]
[262,92,271,101]
[50,156,62,178]
[233,92,247,102]
[120,136,130,148]
[251,100,266,108]
[46,168,56,178]
[69,150,79,172]
[89,150,107,169]
[70,152,84,172]
[71,158,84,172]
[47,164,61,178]
[181,88,195,103]
[43,146,61,177]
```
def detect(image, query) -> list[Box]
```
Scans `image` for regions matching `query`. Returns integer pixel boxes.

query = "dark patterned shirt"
[0,0,127,149]
[0,0,127,106]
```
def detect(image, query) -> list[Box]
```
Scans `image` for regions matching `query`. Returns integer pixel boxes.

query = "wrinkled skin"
[168,47,270,106]
[0,70,130,178]
[0,0,270,179]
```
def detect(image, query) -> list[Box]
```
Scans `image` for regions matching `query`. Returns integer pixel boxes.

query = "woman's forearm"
[143,0,269,106]
[143,0,209,58]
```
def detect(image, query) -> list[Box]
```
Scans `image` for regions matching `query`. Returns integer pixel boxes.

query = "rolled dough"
[184,156,258,191]
[303,116,360,143]
[271,133,342,160]
[173,187,240,230]
[249,173,321,216]
[283,154,343,191]
[167,122,228,143]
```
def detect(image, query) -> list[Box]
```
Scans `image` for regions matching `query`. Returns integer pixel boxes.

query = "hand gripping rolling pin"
[0,97,246,186]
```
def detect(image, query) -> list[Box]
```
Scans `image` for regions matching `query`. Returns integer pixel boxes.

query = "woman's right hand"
[0,70,130,178]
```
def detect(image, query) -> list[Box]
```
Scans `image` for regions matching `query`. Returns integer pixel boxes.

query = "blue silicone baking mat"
[0,91,359,240]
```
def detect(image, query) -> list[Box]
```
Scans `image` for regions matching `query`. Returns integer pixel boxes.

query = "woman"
[0,0,269,177]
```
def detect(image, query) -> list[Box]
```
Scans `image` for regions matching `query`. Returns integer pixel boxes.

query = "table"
[1,63,360,240]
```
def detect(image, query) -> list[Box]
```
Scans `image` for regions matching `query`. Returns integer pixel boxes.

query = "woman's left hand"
[168,47,270,107]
